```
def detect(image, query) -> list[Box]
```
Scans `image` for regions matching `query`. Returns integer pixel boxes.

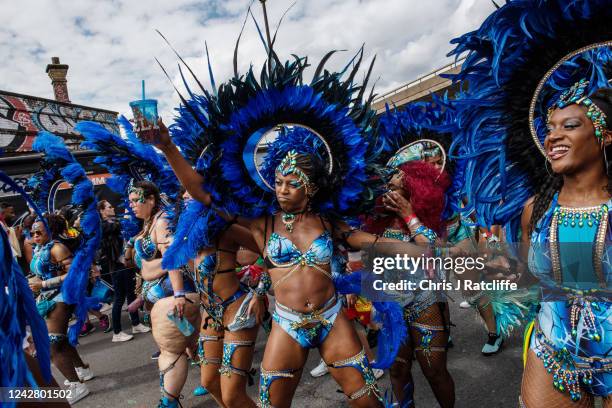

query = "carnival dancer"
[76,119,203,408]
[162,187,263,407]
[145,3,447,404]
[365,157,455,407]
[448,1,612,406]
[25,132,102,404]
[79,112,265,408]
[126,180,201,408]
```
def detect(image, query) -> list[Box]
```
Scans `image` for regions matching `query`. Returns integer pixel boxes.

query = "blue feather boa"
[162,199,228,270]
[333,271,407,370]
[33,132,101,346]
[0,225,52,398]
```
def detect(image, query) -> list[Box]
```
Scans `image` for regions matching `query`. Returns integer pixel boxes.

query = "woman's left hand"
[173,296,186,319]
[28,277,43,292]
[247,295,266,325]
[383,191,413,218]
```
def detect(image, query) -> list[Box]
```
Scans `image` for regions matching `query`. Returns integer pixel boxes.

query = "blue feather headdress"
[447,0,612,240]
[377,98,463,218]
[159,3,382,220]
[157,91,237,269]
[31,132,101,346]
[76,117,181,237]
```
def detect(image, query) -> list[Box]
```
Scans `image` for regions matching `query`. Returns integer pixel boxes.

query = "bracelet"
[254,271,272,297]
[43,276,62,289]
[173,290,186,298]
[407,221,423,236]
[403,214,419,227]
[412,225,438,243]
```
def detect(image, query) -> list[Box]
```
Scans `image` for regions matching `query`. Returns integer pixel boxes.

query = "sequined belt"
[274,295,341,331]
[533,327,612,402]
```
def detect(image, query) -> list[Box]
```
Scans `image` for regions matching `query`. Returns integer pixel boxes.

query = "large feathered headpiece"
[160,2,381,220]
[76,116,181,237]
[31,132,101,345]
[447,0,612,239]
[377,98,463,217]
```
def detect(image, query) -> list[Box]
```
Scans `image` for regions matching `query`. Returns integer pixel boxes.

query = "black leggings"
[111,267,140,334]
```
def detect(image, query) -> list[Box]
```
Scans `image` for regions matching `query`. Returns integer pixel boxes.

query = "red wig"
[364,160,450,235]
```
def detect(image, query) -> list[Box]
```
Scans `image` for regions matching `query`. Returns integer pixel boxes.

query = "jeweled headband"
[128,179,146,203]
[547,78,608,146]
[386,139,446,171]
[528,41,612,157]
[275,150,315,196]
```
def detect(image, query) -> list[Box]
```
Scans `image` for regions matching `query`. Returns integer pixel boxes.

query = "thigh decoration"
[48,332,67,345]
[259,367,297,408]
[403,299,448,364]
[329,348,382,402]
[219,340,256,385]
[196,334,223,366]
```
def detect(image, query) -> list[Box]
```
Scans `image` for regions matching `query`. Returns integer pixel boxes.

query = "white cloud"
[0,0,494,120]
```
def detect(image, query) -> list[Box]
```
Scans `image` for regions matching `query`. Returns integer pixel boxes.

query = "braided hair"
[529,88,612,233]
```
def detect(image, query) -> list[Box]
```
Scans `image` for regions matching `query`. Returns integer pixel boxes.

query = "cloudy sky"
[0,0,495,119]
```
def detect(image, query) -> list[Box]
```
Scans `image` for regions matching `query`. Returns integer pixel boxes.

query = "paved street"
[58,290,525,408]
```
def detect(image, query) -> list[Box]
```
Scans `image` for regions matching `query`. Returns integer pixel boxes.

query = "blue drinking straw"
[141,80,145,100]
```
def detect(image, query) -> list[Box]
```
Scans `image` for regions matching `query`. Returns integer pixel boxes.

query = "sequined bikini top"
[135,234,157,262]
[133,213,162,268]
[264,215,333,268]
[30,240,66,280]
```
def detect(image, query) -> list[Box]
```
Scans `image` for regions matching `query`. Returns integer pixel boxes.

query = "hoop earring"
[544,158,553,178]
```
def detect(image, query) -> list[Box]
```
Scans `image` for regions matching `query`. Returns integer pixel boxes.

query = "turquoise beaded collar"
[553,204,609,228]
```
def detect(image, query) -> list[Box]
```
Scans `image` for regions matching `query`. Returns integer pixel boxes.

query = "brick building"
[0,57,120,215]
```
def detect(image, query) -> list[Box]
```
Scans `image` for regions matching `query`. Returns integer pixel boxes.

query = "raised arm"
[154,120,211,206]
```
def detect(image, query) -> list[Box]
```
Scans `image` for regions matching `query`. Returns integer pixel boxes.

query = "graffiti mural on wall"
[0,91,118,153]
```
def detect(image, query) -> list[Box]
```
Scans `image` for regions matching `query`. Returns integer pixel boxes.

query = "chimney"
[46,57,71,103]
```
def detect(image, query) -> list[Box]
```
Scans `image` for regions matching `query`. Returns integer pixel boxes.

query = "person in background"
[66,209,111,336]
[97,199,149,342]
[1,202,21,258]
